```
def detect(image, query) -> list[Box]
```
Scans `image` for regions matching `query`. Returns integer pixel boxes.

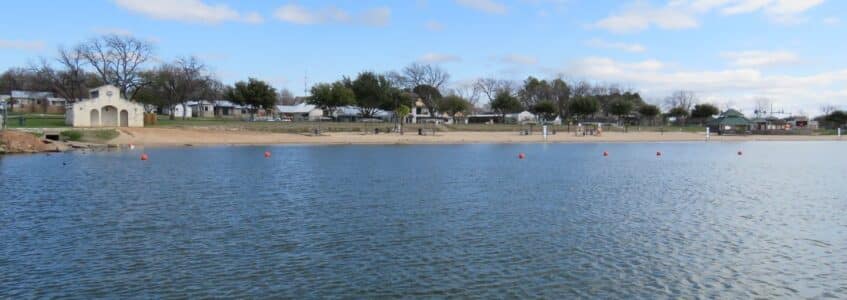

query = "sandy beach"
[107,127,844,146]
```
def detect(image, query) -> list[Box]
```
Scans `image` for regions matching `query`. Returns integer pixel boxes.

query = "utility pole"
[303,71,309,96]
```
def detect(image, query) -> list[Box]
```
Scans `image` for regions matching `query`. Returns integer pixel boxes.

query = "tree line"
[0,34,283,120]
[2,34,736,125]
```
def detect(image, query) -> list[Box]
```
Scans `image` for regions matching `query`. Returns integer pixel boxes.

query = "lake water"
[1,142,846,298]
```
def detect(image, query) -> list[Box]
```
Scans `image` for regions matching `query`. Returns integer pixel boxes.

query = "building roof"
[11,90,53,99]
[214,100,242,108]
[335,106,392,117]
[708,109,751,126]
[276,103,318,114]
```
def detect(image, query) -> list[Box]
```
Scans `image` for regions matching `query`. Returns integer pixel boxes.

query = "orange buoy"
[603,151,609,157]
[264,151,272,158]
[518,153,526,159]
[140,153,149,161]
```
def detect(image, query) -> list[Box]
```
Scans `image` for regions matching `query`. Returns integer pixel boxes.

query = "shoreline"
[2,127,843,154]
[108,128,844,147]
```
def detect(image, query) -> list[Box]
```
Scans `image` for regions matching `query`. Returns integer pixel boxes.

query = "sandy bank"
[108,128,844,147]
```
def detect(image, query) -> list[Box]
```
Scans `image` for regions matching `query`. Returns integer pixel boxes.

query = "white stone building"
[66,85,145,127]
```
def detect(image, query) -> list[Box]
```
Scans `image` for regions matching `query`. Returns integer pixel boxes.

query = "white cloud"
[0,39,45,51]
[113,0,263,24]
[456,0,508,14]
[594,0,826,33]
[585,38,647,53]
[563,56,847,115]
[500,54,538,65]
[594,3,699,33]
[425,20,445,31]
[359,7,391,27]
[418,53,462,64]
[823,17,840,25]
[273,4,390,27]
[721,50,799,67]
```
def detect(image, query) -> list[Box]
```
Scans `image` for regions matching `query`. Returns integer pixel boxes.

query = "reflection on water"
[1,142,846,298]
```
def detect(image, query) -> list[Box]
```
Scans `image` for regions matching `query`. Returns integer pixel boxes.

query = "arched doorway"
[120,110,129,127]
[101,105,118,127]
[90,109,100,127]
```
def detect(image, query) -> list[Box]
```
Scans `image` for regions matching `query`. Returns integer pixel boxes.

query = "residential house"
[508,111,537,125]
[160,103,193,118]
[275,103,323,121]
[8,90,67,114]
[187,101,214,118]
[334,106,392,122]
[467,113,502,124]
[187,100,248,118]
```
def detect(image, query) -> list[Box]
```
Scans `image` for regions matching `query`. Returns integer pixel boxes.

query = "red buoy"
[264,151,271,158]
[518,153,526,159]
[140,153,149,161]
[603,151,609,157]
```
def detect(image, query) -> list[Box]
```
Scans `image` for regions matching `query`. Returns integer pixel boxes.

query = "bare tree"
[664,90,697,111]
[277,88,297,105]
[79,34,153,99]
[474,78,514,105]
[447,83,481,109]
[821,104,837,115]
[399,63,450,89]
[570,80,592,97]
[147,56,208,119]
[32,47,93,103]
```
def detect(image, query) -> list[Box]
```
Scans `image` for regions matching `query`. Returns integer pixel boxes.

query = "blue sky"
[1,0,845,115]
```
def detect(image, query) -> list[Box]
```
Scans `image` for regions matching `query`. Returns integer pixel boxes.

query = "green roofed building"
[708,109,752,135]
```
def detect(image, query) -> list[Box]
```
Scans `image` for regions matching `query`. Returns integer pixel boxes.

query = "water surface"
[1,142,846,298]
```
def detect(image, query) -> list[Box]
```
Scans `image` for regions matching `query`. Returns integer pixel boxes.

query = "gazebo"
[708,109,751,135]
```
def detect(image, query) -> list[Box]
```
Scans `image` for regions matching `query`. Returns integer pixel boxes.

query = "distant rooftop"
[11,90,53,99]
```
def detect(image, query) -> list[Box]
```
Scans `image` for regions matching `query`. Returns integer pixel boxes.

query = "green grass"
[60,129,119,143]
[60,130,83,141]
[6,115,68,128]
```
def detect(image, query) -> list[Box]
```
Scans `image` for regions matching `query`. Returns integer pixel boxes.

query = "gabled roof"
[722,109,745,118]
[708,109,751,126]
[335,106,391,117]
[276,103,318,113]
[213,100,241,108]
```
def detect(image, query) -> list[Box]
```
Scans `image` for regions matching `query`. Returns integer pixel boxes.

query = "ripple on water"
[1,143,846,298]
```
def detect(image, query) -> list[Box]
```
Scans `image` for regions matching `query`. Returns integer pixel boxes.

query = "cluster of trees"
[815,110,847,129]
[662,90,722,125]
[479,77,657,124]
[1,35,738,126]
[0,34,285,120]
[308,63,472,122]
